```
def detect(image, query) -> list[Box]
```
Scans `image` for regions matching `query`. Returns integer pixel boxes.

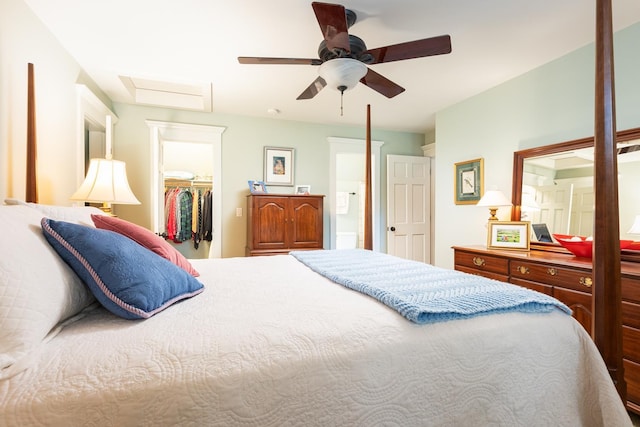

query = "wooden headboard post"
[364,104,373,250]
[593,0,625,399]
[26,63,38,203]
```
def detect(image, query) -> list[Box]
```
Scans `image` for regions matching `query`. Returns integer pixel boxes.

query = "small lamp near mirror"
[477,188,512,221]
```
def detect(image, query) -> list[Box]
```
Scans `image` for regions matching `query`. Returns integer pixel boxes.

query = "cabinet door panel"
[253,197,288,250]
[289,197,323,249]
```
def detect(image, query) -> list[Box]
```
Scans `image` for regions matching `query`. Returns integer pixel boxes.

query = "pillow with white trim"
[41,218,204,320]
[0,206,96,379]
[91,214,199,277]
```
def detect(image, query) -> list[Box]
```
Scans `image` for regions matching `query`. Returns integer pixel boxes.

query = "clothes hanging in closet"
[164,186,212,249]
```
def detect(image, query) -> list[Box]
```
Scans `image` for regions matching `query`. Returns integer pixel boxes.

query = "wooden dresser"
[453,245,640,414]
[246,194,324,256]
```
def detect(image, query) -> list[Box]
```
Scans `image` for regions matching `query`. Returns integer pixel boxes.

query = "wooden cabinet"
[246,194,324,256]
[453,245,640,414]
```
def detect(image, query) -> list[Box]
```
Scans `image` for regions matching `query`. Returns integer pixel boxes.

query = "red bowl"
[553,234,634,258]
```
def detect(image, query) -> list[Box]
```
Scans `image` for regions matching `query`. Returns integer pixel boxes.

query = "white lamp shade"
[319,58,367,92]
[71,158,140,204]
[629,215,640,235]
[477,190,512,207]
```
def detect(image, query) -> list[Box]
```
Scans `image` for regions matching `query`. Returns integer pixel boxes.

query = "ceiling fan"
[238,2,452,101]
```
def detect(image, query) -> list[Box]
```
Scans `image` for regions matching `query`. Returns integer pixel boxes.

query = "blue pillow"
[41,218,204,320]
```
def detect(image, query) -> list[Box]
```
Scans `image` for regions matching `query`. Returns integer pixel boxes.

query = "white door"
[387,155,431,263]
[536,183,572,235]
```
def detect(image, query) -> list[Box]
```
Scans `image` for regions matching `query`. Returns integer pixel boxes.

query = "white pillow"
[0,205,96,379]
[4,199,106,226]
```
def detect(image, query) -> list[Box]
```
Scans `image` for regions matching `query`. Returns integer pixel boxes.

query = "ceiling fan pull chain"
[339,85,346,116]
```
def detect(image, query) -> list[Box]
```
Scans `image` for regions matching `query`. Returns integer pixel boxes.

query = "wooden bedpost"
[26,63,38,203]
[364,104,372,250]
[592,0,625,399]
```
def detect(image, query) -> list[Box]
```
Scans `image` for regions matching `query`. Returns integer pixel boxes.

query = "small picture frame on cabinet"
[295,185,311,195]
[248,180,267,194]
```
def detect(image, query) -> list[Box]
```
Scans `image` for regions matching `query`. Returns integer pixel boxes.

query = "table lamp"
[71,156,140,215]
[477,189,512,221]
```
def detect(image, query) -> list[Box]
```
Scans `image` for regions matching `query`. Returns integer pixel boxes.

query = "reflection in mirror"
[521,139,640,240]
[512,127,640,248]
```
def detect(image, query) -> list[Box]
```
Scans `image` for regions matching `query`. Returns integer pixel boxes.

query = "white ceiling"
[23,0,640,133]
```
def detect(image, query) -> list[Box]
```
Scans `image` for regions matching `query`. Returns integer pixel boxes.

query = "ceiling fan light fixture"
[319,58,367,93]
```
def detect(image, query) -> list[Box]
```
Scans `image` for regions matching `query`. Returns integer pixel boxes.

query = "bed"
[0,201,632,426]
[2,1,631,425]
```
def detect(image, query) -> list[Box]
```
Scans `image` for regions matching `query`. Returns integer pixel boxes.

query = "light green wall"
[0,0,111,205]
[434,22,640,268]
[112,103,425,257]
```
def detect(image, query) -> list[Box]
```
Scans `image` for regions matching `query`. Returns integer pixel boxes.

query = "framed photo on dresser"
[487,221,530,251]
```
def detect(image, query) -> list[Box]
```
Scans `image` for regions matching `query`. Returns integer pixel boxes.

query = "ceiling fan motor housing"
[318,34,373,63]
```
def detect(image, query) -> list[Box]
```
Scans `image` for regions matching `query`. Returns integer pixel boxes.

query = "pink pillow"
[91,214,199,277]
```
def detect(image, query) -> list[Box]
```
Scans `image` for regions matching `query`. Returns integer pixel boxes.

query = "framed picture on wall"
[264,147,294,186]
[454,158,484,205]
[487,221,530,251]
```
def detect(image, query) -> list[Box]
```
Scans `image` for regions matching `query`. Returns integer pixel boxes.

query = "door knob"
[390,226,396,231]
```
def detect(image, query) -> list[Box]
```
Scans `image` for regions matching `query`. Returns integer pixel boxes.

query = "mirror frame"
[511,126,640,261]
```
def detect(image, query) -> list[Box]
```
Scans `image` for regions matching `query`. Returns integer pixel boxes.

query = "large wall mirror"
[511,127,640,257]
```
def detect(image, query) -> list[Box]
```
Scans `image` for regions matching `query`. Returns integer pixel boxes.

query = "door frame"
[328,136,384,251]
[147,120,225,258]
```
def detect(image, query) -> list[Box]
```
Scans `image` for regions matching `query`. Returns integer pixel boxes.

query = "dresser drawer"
[456,265,508,282]
[624,325,640,363]
[623,277,640,304]
[623,301,640,330]
[553,287,592,334]
[624,358,640,410]
[509,277,553,296]
[509,261,593,294]
[454,251,508,276]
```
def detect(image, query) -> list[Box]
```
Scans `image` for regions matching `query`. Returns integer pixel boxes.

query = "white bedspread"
[0,255,631,426]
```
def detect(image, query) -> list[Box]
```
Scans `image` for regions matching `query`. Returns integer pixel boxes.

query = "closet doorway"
[147,121,225,258]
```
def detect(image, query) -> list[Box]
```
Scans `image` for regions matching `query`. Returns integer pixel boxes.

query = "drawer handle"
[547,268,557,276]
[516,265,530,275]
[472,257,486,267]
[579,277,593,288]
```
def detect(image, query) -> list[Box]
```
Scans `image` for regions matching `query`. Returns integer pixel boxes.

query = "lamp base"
[488,207,499,221]
[98,202,116,217]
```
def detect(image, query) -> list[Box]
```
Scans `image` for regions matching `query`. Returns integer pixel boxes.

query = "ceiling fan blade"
[312,2,350,53]
[238,57,322,66]
[365,35,452,64]
[360,69,405,98]
[297,76,327,100]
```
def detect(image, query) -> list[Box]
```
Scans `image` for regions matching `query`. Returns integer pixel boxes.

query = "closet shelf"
[164,178,212,188]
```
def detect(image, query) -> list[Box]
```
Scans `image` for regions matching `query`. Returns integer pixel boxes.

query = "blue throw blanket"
[290,249,571,324]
